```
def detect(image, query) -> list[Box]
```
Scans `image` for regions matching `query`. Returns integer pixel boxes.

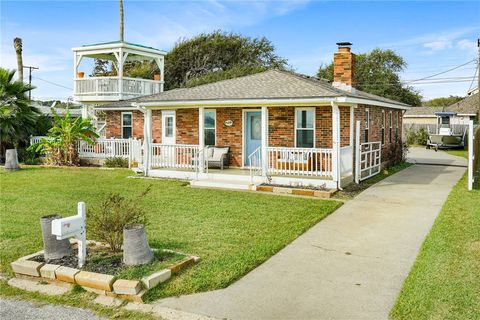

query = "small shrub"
[406,129,416,146]
[104,156,129,168]
[416,128,429,145]
[17,148,42,165]
[384,134,408,167]
[87,186,152,252]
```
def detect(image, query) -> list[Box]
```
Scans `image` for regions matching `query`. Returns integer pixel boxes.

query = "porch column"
[143,108,152,176]
[331,103,341,187]
[198,107,205,173]
[261,106,269,176]
[117,49,123,100]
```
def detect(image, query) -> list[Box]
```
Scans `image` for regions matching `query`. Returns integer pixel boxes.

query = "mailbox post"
[51,202,87,268]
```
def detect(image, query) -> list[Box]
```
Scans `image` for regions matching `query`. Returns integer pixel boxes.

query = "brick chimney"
[333,42,355,91]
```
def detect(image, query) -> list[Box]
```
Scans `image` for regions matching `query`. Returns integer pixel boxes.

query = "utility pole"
[23,65,39,100]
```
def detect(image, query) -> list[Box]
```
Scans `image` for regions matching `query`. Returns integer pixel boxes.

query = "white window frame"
[389,111,393,143]
[121,112,133,139]
[161,110,176,144]
[364,108,369,143]
[381,110,385,145]
[204,109,216,146]
[294,107,316,148]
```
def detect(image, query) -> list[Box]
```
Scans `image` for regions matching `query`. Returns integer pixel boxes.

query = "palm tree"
[13,38,23,82]
[0,68,39,160]
[119,0,124,42]
[32,111,99,166]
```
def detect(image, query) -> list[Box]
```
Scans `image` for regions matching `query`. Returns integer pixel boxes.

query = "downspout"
[331,101,343,190]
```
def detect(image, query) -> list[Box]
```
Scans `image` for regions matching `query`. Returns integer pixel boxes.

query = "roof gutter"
[134,96,410,110]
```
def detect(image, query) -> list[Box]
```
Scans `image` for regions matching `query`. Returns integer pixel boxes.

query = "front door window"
[162,111,175,145]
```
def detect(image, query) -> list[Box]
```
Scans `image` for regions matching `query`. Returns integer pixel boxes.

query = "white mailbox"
[51,202,87,268]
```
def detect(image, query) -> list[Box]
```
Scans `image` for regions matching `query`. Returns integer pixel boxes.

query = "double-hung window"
[295,108,315,148]
[389,111,393,143]
[381,110,385,145]
[204,110,216,146]
[121,112,133,139]
[364,108,369,143]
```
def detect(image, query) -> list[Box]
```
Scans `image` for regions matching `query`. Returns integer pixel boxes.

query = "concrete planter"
[256,185,336,198]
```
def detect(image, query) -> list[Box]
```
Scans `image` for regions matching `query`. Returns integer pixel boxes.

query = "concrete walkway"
[153,148,466,320]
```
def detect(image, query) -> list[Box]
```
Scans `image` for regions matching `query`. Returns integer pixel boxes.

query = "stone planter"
[123,224,153,266]
[4,149,19,171]
[40,215,71,260]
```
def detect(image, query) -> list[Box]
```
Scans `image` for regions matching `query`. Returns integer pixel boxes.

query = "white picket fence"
[30,136,143,166]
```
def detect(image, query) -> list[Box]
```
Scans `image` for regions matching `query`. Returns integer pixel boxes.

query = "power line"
[467,66,478,92]
[32,76,73,91]
[405,59,476,84]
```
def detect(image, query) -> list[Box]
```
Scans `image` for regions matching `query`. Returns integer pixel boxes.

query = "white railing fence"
[248,147,262,182]
[267,147,333,177]
[355,120,382,183]
[150,144,199,170]
[30,136,49,145]
[467,120,479,191]
[75,77,162,97]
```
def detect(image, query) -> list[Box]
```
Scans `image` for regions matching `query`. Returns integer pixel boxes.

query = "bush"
[87,186,151,252]
[104,156,129,168]
[17,148,42,165]
[416,128,429,145]
[406,129,417,146]
[384,134,408,167]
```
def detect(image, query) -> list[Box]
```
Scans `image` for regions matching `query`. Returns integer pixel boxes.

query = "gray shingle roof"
[100,69,410,109]
[405,93,479,116]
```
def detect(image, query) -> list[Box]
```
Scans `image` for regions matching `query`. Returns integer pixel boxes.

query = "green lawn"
[390,172,480,319]
[0,167,340,302]
[446,148,468,159]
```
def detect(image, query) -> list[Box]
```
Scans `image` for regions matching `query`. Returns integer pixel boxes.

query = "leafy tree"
[0,68,39,156]
[164,31,288,89]
[317,48,422,106]
[423,95,464,107]
[90,59,117,77]
[31,111,98,166]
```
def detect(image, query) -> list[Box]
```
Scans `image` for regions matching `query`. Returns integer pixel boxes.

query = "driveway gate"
[355,121,382,183]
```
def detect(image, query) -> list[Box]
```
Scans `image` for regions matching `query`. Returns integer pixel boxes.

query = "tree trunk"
[119,0,124,42]
[13,38,23,82]
[40,215,72,261]
[123,224,153,266]
[4,149,19,171]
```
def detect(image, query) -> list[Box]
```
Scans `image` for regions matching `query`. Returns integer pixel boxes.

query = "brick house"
[96,43,409,189]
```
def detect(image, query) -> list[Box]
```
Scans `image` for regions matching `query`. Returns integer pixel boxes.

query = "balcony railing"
[74,76,163,101]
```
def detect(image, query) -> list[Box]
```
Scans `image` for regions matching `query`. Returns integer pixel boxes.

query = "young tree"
[0,68,39,158]
[317,48,422,106]
[31,111,98,166]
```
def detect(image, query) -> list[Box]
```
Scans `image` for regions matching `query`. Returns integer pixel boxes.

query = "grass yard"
[0,167,340,303]
[390,171,480,319]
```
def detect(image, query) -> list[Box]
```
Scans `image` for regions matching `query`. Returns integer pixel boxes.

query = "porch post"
[143,108,152,176]
[198,107,205,173]
[261,106,269,176]
[331,103,340,188]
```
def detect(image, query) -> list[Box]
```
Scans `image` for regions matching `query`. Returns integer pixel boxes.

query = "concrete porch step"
[190,179,255,191]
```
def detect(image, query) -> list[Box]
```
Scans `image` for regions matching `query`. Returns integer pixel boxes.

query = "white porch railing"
[77,139,132,159]
[150,144,199,169]
[248,146,262,182]
[266,147,333,177]
[30,136,48,145]
[74,76,162,98]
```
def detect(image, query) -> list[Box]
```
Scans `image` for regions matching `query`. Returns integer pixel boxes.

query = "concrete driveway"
[153,147,466,320]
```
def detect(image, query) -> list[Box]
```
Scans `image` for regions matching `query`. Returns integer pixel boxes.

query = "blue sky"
[1,0,479,102]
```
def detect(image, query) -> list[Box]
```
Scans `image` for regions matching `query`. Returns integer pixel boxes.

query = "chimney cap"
[336,42,353,48]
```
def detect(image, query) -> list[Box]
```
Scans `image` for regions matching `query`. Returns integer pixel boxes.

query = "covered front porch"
[139,104,354,190]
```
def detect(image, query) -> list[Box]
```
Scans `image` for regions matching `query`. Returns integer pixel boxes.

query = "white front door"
[162,111,176,145]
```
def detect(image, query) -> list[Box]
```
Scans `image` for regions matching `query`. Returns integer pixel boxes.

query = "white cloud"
[457,39,477,53]
[423,38,452,51]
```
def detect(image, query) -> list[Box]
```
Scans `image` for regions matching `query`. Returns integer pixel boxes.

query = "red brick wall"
[268,107,294,147]
[176,109,199,145]
[316,106,332,148]
[105,110,144,139]
[216,107,244,167]
[354,104,403,149]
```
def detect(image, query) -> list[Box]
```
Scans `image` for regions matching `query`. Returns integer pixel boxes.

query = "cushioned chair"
[205,146,230,170]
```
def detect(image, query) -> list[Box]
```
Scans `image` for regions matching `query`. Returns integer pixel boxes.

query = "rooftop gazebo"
[72,41,166,103]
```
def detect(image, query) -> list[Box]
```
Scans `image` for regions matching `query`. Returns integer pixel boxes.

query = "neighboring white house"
[404,93,479,127]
